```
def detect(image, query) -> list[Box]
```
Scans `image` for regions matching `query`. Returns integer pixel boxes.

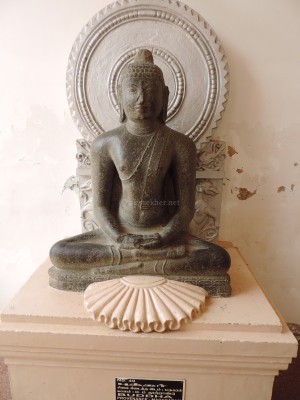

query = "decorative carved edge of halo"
[67,0,229,143]
[108,46,185,121]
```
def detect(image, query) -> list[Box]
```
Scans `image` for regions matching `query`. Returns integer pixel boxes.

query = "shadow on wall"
[0,363,11,400]
[272,324,300,400]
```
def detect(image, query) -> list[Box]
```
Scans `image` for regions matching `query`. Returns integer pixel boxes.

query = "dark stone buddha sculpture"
[49,49,231,296]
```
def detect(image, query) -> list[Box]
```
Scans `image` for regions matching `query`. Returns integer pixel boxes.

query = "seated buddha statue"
[49,49,231,296]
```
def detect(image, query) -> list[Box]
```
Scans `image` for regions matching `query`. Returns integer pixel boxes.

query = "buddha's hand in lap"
[117,233,162,250]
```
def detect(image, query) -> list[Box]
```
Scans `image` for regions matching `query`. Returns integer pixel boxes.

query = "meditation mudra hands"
[117,233,162,250]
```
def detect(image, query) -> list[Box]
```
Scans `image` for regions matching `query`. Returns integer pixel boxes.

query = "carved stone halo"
[67,0,229,143]
[84,275,208,332]
[109,46,185,122]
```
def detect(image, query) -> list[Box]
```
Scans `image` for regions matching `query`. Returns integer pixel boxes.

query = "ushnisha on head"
[118,49,169,123]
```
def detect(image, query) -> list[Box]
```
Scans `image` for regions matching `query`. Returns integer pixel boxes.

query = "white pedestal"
[0,246,297,400]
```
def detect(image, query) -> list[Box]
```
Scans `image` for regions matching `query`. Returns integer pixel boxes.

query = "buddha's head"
[118,49,169,123]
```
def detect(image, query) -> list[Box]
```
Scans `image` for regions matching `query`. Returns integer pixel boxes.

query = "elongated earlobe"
[119,101,126,122]
[162,86,169,123]
[118,86,126,122]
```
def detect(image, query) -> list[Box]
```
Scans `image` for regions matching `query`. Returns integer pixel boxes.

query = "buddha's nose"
[136,89,145,104]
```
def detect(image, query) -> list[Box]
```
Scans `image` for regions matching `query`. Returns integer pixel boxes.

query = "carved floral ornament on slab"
[84,276,207,332]
[67,0,229,143]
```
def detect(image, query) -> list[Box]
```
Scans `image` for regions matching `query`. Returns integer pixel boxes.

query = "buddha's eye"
[127,85,137,93]
[143,84,154,92]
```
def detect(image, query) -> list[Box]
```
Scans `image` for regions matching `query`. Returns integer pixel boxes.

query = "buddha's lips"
[135,105,149,111]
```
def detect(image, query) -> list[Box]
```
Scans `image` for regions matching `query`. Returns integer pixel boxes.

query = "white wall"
[0,0,299,323]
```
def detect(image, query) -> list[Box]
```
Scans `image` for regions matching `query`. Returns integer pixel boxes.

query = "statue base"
[0,245,297,400]
[49,267,231,297]
[48,241,231,297]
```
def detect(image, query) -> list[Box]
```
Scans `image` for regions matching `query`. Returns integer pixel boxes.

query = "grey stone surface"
[76,139,227,241]
[49,49,231,295]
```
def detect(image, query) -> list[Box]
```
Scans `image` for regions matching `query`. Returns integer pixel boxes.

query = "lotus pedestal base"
[0,246,297,400]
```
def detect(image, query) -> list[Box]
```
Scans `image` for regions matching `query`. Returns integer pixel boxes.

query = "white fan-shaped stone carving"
[84,276,207,333]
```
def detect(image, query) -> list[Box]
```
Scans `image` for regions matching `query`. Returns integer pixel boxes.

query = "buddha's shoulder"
[165,126,196,152]
[91,126,125,151]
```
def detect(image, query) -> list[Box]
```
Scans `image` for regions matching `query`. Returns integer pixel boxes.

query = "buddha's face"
[120,76,164,121]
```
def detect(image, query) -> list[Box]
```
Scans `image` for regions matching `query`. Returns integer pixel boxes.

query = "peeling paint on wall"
[277,186,286,193]
[236,187,256,200]
[236,168,243,174]
[291,184,295,191]
[228,146,238,157]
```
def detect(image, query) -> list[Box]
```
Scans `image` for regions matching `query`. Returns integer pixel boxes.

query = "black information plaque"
[115,378,185,400]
